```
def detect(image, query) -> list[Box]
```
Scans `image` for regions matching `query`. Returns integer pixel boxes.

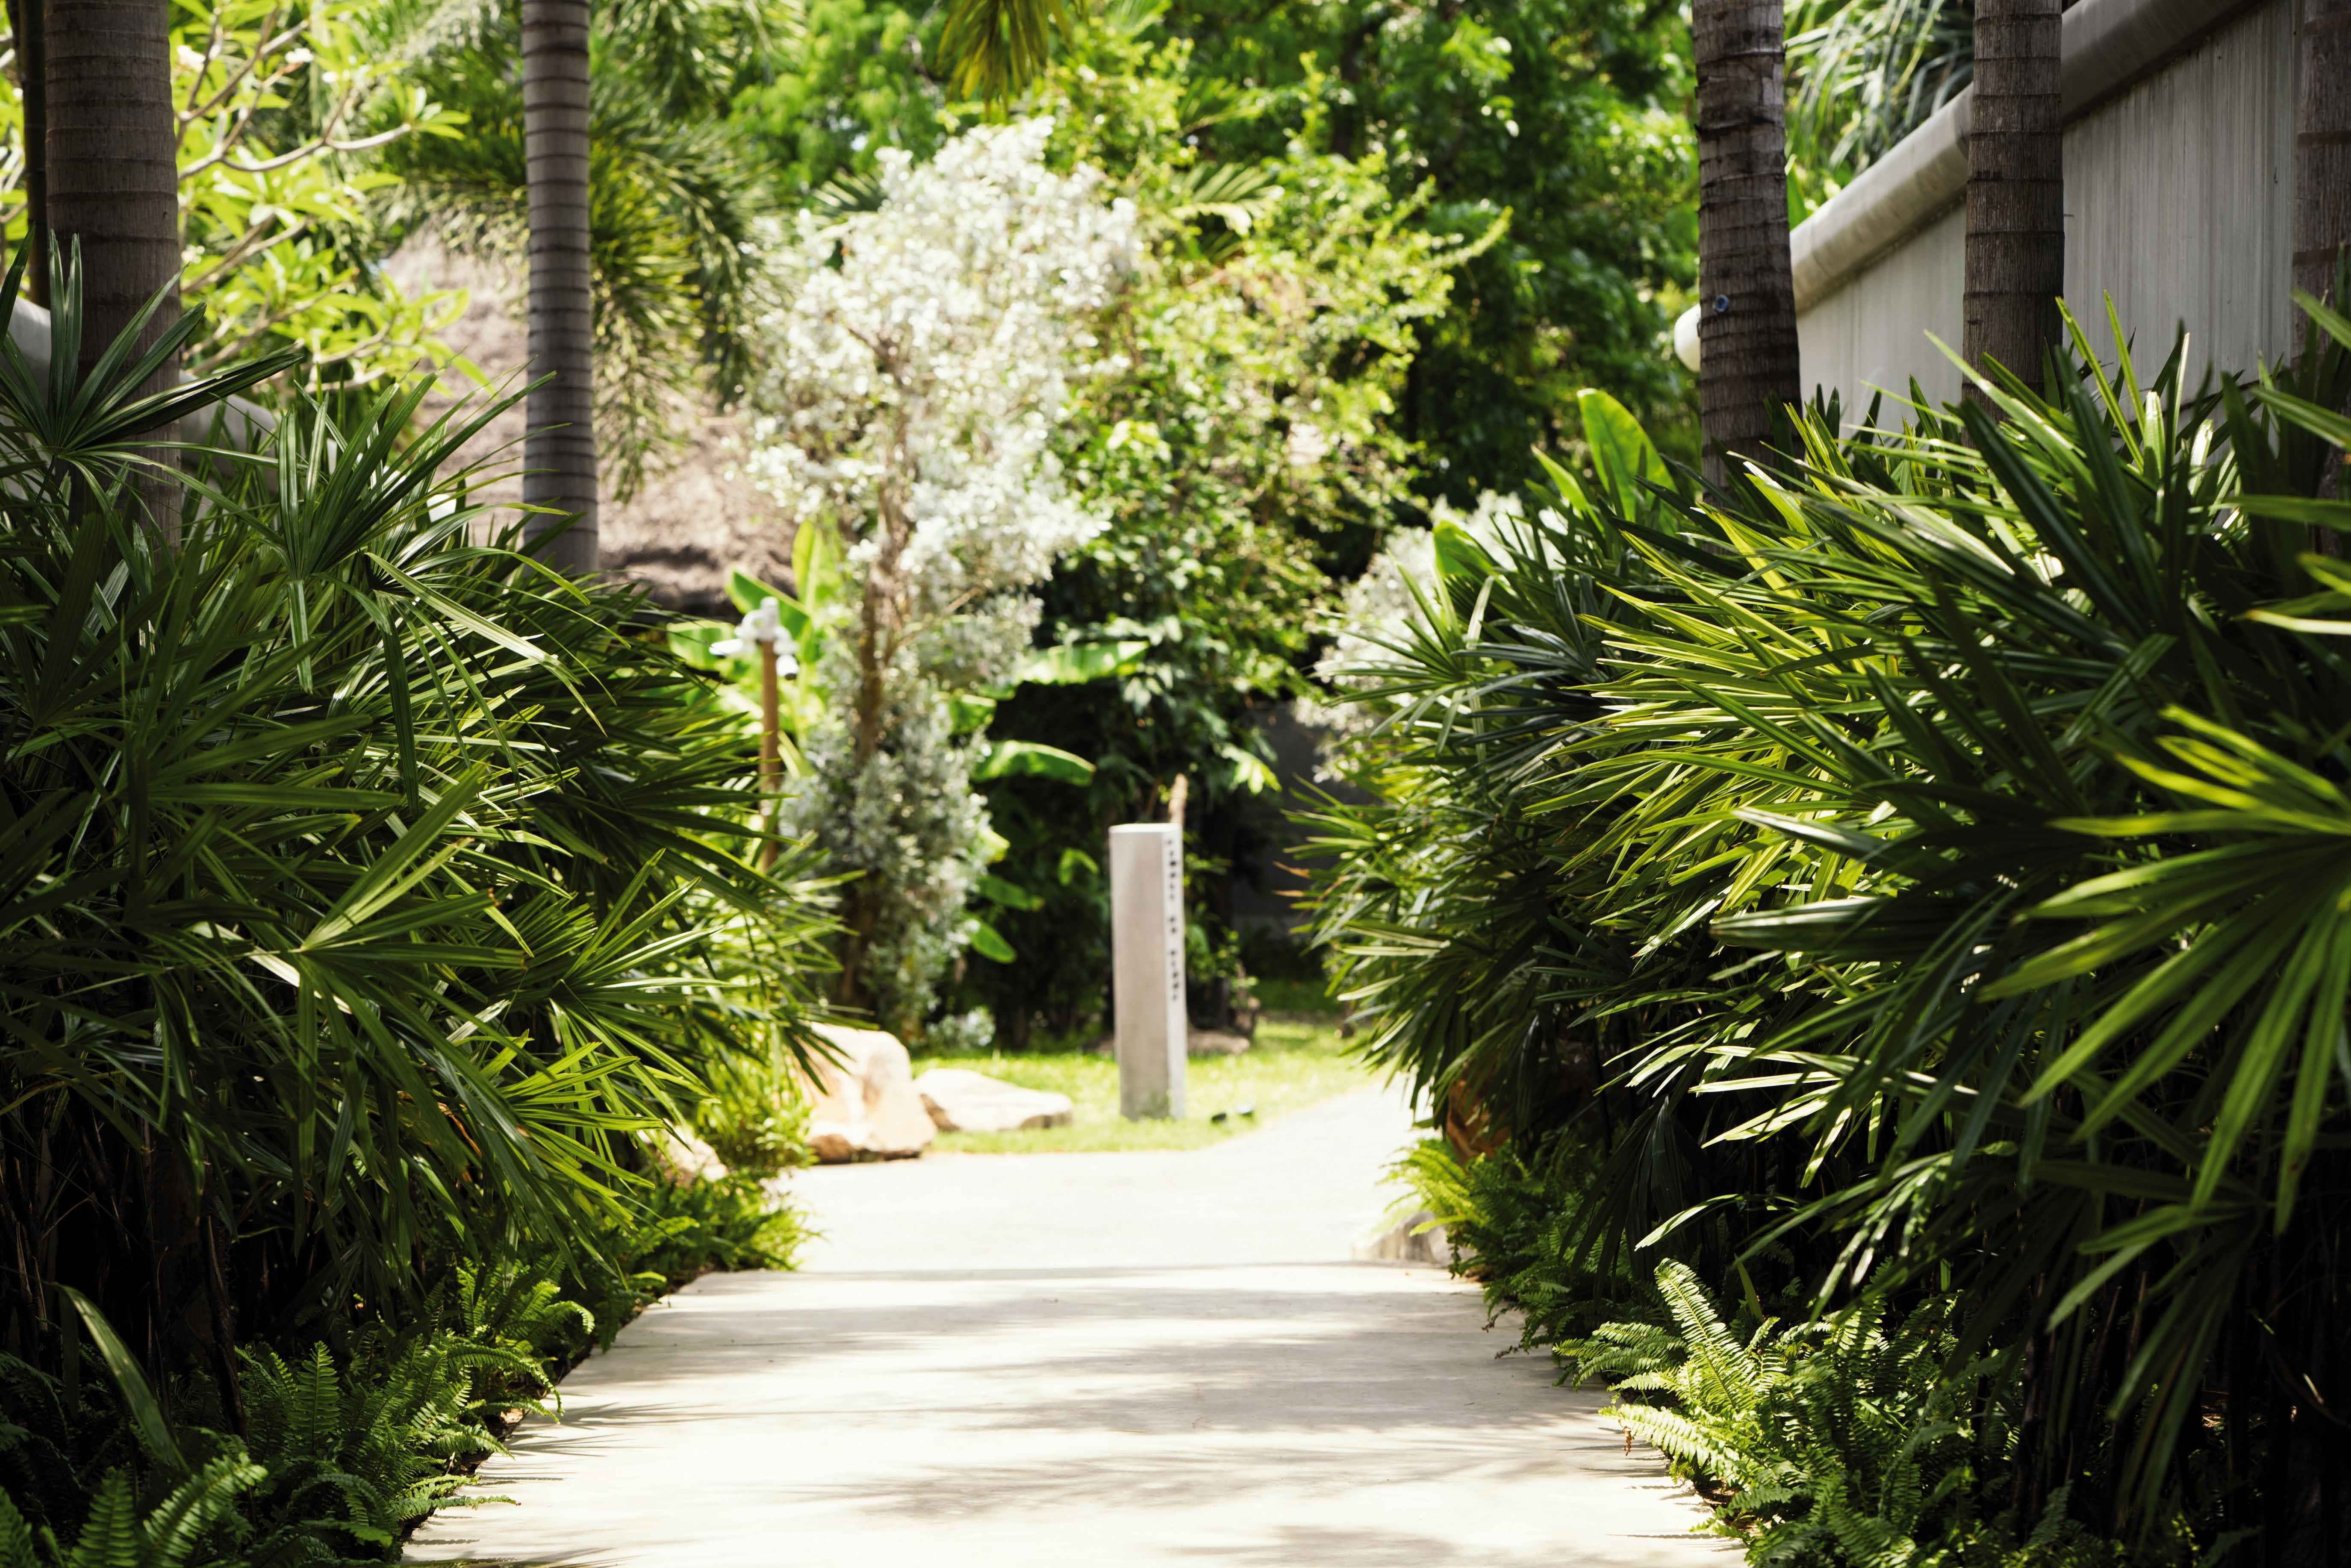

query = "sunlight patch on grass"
[916,1016,1376,1153]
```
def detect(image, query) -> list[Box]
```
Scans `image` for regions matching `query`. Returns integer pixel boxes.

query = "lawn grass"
[916,1013,1376,1153]
[1250,976,1344,1015]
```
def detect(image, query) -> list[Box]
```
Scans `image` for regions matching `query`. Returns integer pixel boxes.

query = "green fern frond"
[1814,1488,1917,1568]
[137,1456,263,1568]
[1727,1480,1804,1510]
[1607,1403,1751,1482]
[0,1489,39,1568]
[58,1473,141,1568]
[1608,1371,1679,1393]
[1652,1260,1759,1411]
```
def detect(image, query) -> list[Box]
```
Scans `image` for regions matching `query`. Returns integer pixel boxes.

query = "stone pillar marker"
[1109,823,1186,1119]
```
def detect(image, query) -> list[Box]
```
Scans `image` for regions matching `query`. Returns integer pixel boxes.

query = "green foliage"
[1305,293,2351,1555]
[1167,0,1700,492]
[0,0,475,392]
[1394,1138,1642,1348]
[943,28,1476,1043]
[0,259,828,1379]
[729,0,946,203]
[1575,387,1670,516]
[1580,1264,2122,1568]
[1786,0,1971,218]
[0,1206,792,1562]
[970,740,1095,786]
[169,0,472,389]
[938,0,1072,100]
[695,1049,814,1181]
[0,1460,262,1568]
[239,1338,492,1556]
[612,1175,808,1300]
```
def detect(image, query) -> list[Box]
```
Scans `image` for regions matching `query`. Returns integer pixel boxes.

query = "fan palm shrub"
[0,254,834,1387]
[1306,296,2351,1558]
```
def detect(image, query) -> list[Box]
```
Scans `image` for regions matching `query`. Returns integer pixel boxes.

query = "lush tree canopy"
[1167,0,1700,490]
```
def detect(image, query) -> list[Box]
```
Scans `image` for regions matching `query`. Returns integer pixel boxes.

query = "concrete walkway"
[404,1085,1730,1567]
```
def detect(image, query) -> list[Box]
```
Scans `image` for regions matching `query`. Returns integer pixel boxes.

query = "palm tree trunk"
[1693,0,1802,483]
[2298,0,2351,507]
[2298,0,2351,312]
[7,0,48,306]
[42,0,175,385]
[1963,0,2065,393]
[2295,0,2351,308]
[521,0,599,573]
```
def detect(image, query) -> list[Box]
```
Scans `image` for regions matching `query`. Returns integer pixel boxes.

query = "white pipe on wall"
[1788,0,2260,313]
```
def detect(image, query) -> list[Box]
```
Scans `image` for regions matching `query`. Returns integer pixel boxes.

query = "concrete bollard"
[1109,823,1187,1119]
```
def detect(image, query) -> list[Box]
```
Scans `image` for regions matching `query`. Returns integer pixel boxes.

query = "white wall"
[2062,0,2298,380]
[1799,205,1967,419]
[1795,0,2301,421]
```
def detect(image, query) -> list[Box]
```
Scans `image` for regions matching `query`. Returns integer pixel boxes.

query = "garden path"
[403,1084,1731,1568]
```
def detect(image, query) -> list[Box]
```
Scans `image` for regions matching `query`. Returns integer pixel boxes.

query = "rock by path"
[404,1085,1731,1568]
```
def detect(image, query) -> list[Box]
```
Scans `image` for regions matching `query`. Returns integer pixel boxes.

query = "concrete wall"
[1794,0,2301,420]
[2062,0,2299,378]
[1800,204,1967,418]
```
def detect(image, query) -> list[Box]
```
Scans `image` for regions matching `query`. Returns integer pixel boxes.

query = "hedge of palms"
[0,253,833,1389]
[1308,301,2351,1559]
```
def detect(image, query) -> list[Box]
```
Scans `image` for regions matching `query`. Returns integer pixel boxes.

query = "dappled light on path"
[404,1088,1727,1568]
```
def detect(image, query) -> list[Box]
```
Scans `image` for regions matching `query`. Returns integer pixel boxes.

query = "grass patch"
[1251,975,1344,1016]
[917,1017,1375,1153]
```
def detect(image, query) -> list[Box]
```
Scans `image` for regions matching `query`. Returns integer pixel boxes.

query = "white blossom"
[740,119,1138,1036]
[711,599,793,665]
[743,117,1137,629]
[1320,491,1522,688]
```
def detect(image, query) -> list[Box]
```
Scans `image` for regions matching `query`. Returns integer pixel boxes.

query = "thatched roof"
[384,237,795,617]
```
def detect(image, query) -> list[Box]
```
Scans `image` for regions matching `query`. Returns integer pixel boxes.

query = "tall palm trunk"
[1693,0,1802,483]
[2300,0,2351,317]
[43,0,176,388]
[2298,0,2351,507]
[40,0,224,1388]
[2296,0,2351,309]
[6,0,48,306]
[521,0,599,573]
[1963,0,2065,393]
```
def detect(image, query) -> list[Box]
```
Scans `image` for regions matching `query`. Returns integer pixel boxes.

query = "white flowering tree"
[743,118,1136,1034]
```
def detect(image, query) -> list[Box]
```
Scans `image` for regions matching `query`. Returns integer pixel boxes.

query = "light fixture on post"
[1673,303,1703,373]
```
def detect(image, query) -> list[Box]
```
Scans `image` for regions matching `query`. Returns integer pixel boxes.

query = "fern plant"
[1394,1137,1647,1347]
[236,1258,610,1559]
[0,1459,262,1568]
[1578,1264,2123,1568]
[441,1262,595,1421]
[239,1340,483,1558]
[0,1297,266,1568]
[616,1176,807,1297]
[1307,288,2351,1551]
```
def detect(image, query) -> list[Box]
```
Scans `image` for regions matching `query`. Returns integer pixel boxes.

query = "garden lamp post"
[713,599,791,870]
[1109,821,1186,1120]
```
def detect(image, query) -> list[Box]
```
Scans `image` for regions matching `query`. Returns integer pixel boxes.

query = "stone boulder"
[801,1024,936,1162]
[913,1068,1075,1133]
[647,1127,729,1186]
[1352,1209,1452,1265]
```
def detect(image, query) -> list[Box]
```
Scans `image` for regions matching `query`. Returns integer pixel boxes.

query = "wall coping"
[1789,0,2261,312]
